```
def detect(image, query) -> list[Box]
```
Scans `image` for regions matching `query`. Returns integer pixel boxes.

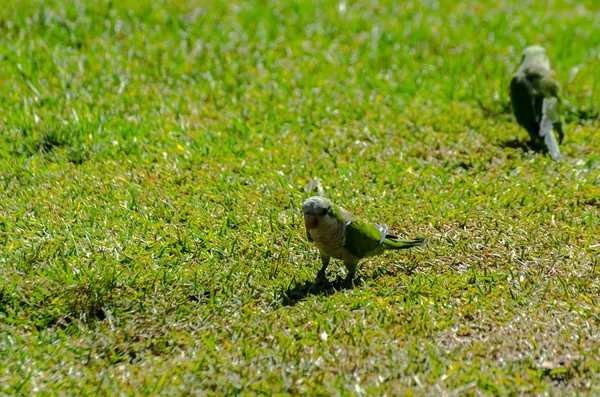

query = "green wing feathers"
[510,76,539,141]
[344,220,386,259]
[344,220,425,259]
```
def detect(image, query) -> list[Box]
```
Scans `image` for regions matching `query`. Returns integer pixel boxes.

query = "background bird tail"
[543,130,561,161]
[383,237,426,250]
[304,177,325,196]
[540,97,561,161]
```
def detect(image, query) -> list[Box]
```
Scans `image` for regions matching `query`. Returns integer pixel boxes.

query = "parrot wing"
[510,74,540,142]
[343,219,387,259]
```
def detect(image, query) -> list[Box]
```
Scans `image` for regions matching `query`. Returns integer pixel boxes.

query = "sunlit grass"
[1,0,600,394]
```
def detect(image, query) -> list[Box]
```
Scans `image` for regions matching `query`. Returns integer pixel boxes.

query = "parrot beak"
[304,214,318,230]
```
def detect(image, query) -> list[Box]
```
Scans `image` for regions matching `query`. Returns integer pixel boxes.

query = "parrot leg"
[344,261,358,282]
[556,123,564,144]
[529,138,543,151]
[316,253,330,280]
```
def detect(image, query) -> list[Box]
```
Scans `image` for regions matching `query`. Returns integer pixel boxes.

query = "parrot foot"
[315,270,329,283]
[343,261,359,286]
[343,275,355,288]
[318,254,330,278]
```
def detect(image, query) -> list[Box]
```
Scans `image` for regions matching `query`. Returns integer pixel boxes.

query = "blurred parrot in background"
[510,45,564,160]
[302,196,425,282]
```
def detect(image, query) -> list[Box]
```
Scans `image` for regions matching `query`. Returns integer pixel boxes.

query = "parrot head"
[521,45,550,69]
[302,196,333,231]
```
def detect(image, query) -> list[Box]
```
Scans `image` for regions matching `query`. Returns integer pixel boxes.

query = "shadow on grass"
[281,276,359,306]
[499,138,534,152]
[500,138,562,159]
[280,260,425,306]
[476,97,513,118]
[370,262,421,280]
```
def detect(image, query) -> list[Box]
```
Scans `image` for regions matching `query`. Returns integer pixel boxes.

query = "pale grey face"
[302,196,332,231]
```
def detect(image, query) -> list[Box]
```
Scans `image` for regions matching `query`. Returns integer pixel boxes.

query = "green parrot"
[510,45,564,160]
[302,196,425,282]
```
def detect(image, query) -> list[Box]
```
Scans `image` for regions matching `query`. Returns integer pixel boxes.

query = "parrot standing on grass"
[302,196,425,282]
[510,45,564,160]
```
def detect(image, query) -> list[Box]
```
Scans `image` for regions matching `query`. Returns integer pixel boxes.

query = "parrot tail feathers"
[382,236,426,250]
[540,97,562,161]
[543,131,561,161]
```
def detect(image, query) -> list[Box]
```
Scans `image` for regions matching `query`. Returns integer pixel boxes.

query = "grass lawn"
[2,0,600,394]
